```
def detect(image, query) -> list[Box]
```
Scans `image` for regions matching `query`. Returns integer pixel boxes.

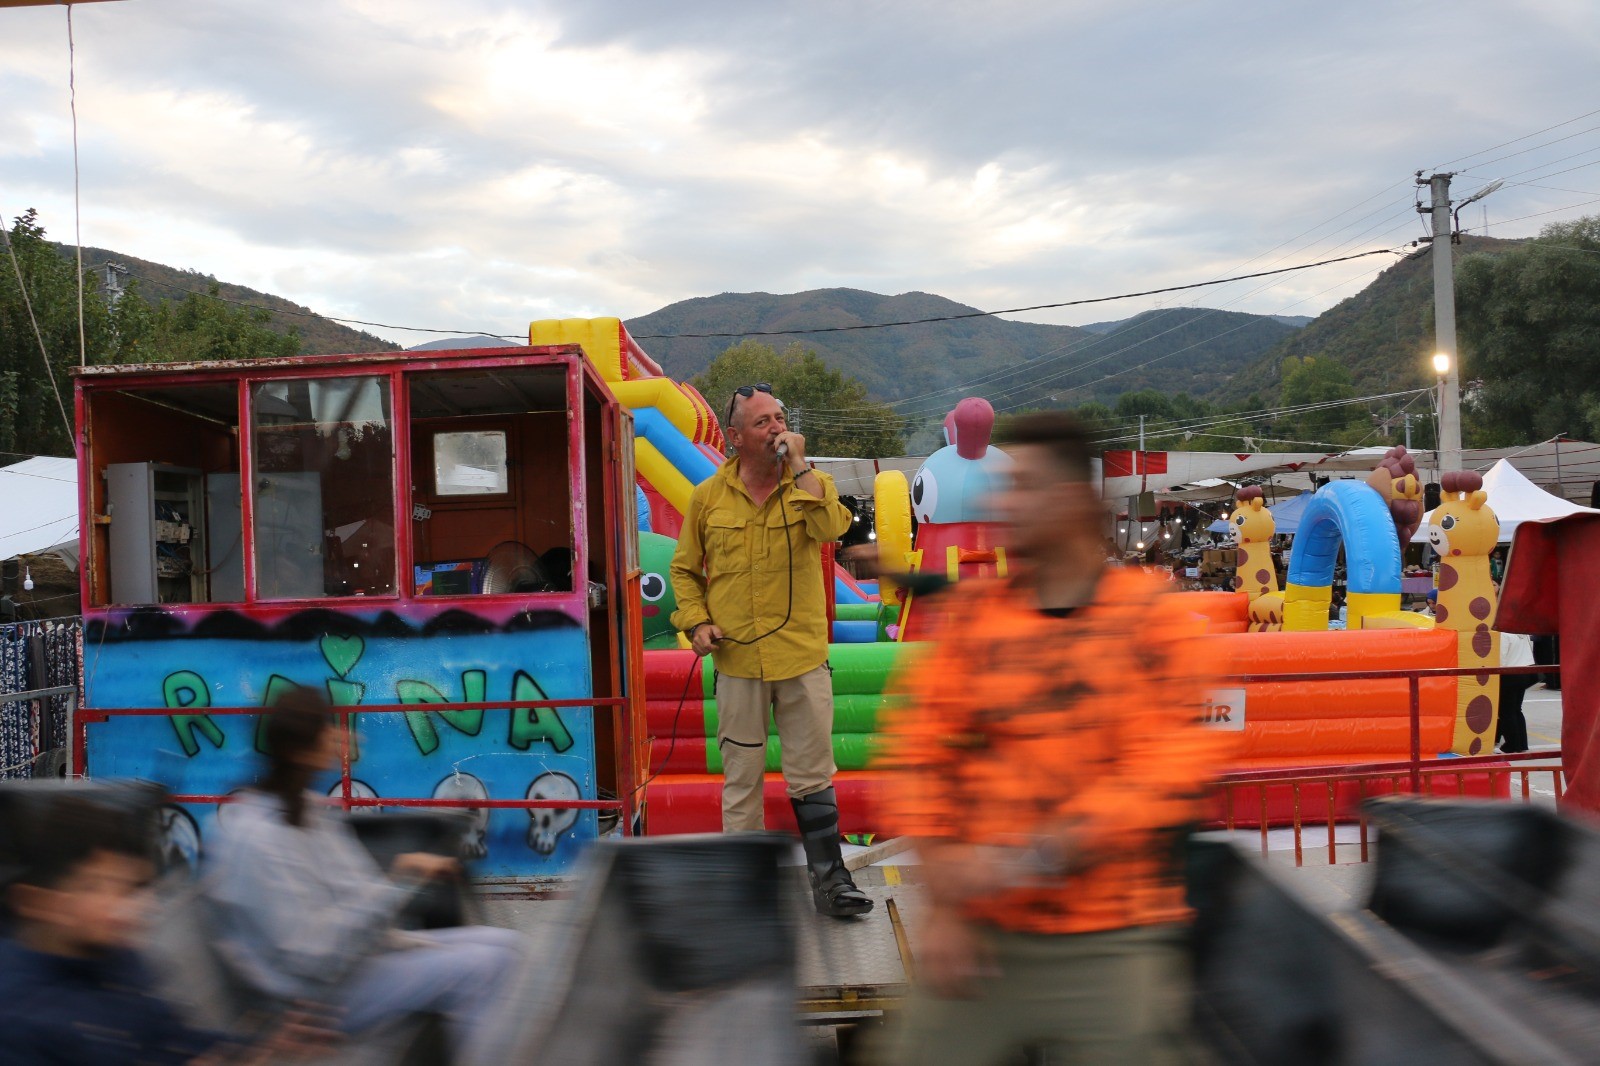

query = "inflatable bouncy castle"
[524,321,1505,835]
[1206,449,1502,770]
[531,318,901,835]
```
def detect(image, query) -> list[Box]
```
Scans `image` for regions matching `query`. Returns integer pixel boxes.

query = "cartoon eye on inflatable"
[640,572,667,602]
[1234,514,1248,526]
[911,470,940,522]
[1440,515,1457,531]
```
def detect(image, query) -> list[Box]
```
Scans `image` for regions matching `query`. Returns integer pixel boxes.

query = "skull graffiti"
[525,771,581,856]
[157,806,201,875]
[327,779,381,810]
[433,771,491,859]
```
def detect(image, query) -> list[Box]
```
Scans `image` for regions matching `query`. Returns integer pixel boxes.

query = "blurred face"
[305,724,342,773]
[990,444,1099,560]
[11,850,156,955]
[727,391,787,461]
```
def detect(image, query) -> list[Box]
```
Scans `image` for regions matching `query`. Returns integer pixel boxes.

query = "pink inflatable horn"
[949,397,996,460]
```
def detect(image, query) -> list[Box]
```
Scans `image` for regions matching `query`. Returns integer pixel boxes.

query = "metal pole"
[1405,412,1413,451]
[1424,172,1463,474]
[1408,674,1422,794]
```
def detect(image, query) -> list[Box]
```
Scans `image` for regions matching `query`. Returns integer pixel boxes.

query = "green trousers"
[881,922,1197,1066]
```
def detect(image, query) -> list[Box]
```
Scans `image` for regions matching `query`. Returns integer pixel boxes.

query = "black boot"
[791,787,874,918]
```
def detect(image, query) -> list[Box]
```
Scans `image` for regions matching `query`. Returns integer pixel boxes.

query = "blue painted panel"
[84,617,597,878]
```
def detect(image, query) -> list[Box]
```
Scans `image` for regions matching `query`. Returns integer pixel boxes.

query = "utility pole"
[1125,414,1148,552]
[1419,172,1463,475]
[1404,412,1413,451]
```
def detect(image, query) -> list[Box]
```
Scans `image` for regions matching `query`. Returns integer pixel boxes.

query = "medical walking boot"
[791,787,874,918]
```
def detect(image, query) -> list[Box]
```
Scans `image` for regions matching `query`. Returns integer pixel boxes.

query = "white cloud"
[1,0,1598,355]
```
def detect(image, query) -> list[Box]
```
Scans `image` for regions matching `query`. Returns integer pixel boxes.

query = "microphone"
[776,440,789,459]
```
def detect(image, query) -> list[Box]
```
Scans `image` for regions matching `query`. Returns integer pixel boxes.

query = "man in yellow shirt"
[670,384,872,917]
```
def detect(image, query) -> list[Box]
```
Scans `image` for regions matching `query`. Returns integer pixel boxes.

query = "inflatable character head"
[1366,445,1424,545]
[1427,470,1497,558]
[638,531,681,648]
[1231,486,1275,544]
[910,397,1013,525]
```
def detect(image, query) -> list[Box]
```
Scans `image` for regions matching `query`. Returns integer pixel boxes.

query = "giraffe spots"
[1473,628,1493,658]
[1232,575,1244,590]
[1469,737,1483,755]
[1469,597,1491,620]
[1465,695,1494,733]
[1434,601,1449,623]
[1438,565,1459,590]
[1476,672,1491,686]
[1255,568,1271,585]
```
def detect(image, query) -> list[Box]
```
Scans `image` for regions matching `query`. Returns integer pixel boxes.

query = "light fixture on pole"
[1432,351,1450,462]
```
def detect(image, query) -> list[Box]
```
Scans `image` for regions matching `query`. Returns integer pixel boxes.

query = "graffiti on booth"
[85,607,600,877]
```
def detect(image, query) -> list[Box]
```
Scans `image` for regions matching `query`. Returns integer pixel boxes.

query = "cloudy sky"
[4,1,1599,350]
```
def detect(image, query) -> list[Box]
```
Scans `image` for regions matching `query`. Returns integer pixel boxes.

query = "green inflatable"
[640,531,681,649]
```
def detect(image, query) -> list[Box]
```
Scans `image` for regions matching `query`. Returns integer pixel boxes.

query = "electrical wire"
[799,212,1419,421]
[66,4,85,372]
[1428,105,1600,172]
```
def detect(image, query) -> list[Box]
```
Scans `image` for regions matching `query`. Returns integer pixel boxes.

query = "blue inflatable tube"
[834,576,868,604]
[1285,481,1402,595]
[636,484,653,533]
[831,619,879,643]
[634,407,720,487]
[1283,480,1403,631]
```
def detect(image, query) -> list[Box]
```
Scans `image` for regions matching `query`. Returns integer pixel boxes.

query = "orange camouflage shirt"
[884,567,1233,935]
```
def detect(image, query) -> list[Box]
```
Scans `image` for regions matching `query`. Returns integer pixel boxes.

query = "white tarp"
[1411,458,1600,543]
[0,457,79,563]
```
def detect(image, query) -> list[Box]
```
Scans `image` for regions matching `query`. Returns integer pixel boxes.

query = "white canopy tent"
[1410,458,1600,543]
[0,457,79,565]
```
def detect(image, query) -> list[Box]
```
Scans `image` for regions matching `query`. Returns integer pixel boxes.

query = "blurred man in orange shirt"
[883,411,1232,1064]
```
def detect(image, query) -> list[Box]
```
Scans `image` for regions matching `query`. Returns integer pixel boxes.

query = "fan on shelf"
[481,541,552,595]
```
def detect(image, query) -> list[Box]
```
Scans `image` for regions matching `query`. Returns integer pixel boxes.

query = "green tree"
[1276,355,1365,446]
[1,211,304,457]
[1457,215,1600,446]
[693,340,904,457]
[0,210,104,456]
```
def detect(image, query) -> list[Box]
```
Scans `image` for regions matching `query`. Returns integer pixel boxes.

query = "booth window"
[250,376,396,599]
[87,383,242,606]
[433,431,509,496]
[408,367,574,596]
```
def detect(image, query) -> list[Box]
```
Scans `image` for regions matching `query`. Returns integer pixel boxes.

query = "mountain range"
[624,292,1302,410]
[56,234,1530,413]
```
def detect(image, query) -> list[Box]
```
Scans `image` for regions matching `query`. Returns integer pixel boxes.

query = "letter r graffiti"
[162,671,224,758]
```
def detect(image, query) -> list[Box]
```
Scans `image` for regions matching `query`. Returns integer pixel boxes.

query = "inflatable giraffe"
[1425,470,1501,755]
[1231,487,1283,632]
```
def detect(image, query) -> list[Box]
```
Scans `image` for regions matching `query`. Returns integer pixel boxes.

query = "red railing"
[73,699,633,816]
[1213,663,1560,866]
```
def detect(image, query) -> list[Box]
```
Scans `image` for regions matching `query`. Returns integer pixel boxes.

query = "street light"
[1432,352,1451,460]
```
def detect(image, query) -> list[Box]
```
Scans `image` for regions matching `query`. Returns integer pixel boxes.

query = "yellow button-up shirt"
[669,457,852,680]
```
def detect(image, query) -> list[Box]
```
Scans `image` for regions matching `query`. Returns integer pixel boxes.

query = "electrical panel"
[106,463,209,605]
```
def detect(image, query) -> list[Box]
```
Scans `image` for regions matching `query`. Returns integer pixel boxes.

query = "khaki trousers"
[882,923,1198,1066]
[714,664,836,832]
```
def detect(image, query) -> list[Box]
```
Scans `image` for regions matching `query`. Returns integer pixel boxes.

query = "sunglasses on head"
[726,382,774,424]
